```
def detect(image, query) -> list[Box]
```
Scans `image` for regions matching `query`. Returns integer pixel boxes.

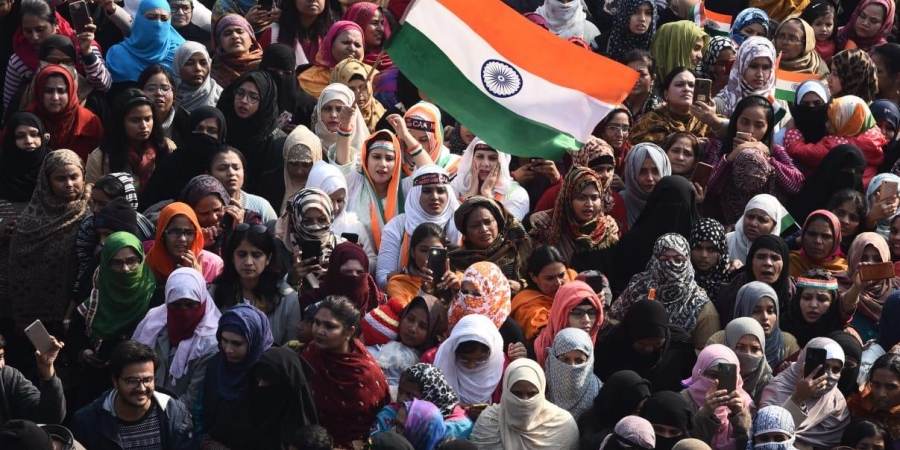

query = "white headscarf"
[544,328,602,420]
[404,164,460,236]
[306,160,348,215]
[450,138,512,200]
[536,0,587,39]
[314,83,370,152]
[619,142,672,227]
[132,268,221,384]
[433,314,505,405]
[726,194,787,262]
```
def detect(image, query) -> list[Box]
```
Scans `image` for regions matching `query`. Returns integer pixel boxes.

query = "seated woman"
[787,96,886,188]
[377,165,461,288]
[828,49,879,104]
[664,131,702,179]
[469,358,579,449]
[530,167,619,273]
[700,37,737,99]
[173,41,222,113]
[595,299,697,393]
[748,406,798,450]
[299,20,367,99]
[705,96,805,225]
[619,142,671,227]
[145,201,224,283]
[839,233,900,342]
[787,145,866,226]
[434,314,506,411]
[708,37,777,122]
[386,223,456,305]
[330,58,384,134]
[510,246,577,341]
[612,233,719,349]
[729,8,770,45]
[760,337,851,448]
[450,139,529,220]
[577,370,652,447]
[545,328,602,421]
[774,18,830,77]
[722,318,774,404]
[302,295,390,448]
[532,280,604,367]
[210,15,263,88]
[649,22,708,82]
[839,421,893,450]
[690,218,729,300]
[782,269,859,348]
[680,344,752,449]
[24,65,103,161]
[139,65,191,146]
[621,50,663,123]
[726,194,787,262]
[209,224,300,344]
[217,70,286,191]
[790,210,848,276]
[299,241,384,313]
[199,303,274,448]
[836,0,895,54]
[132,267,222,410]
[848,354,900,447]
[401,101,461,181]
[866,174,900,239]
[106,0,185,83]
[630,67,714,146]
[85,89,175,191]
[207,146,277,223]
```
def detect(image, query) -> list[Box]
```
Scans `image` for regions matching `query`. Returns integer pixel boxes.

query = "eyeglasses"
[169,4,191,11]
[46,57,75,66]
[144,84,172,94]
[569,308,599,319]
[164,228,196,238]
[108,256,142,270]
[605,124,630,134]
[776,33,802,44]
[122,376,155,389]
[236,223,268,234]
[235,88,260,104]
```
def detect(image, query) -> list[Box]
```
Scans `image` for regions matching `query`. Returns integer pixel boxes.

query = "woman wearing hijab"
[145,202,224,283]
[747,406,798,450]
[604,0,658,61]
[530,167,618,273]
[0,112,48,204]
[258,125,323,215]
[690,218,729,299]
[305,160,376,265]
[760,337,851,448]
[787,79,832,151]
[469,358,579,450]
[24,65,103,161]
[433,313,506,408]
[837,0,895,52]
[709,38,777,120]
[178,174,254,256]
[342,2,392,71]
[577,370,652,449]
[634,69,715,146]
[106,0,184,83]
[377,165,460,288]
[729,8,770,46]
[595,299,697,393]
[210,15,263,88]
[839,233,899,342]
[829,49,879,103]
[680,344,753,449]
[510,246,578,341]
[217,70,286,190]
[173,41,222,113]
[395,399,445,450]
[544,328,602,421]
[451,139,529,221]
[639,391,694,450]
[783,269,859,347]
[619,142,672,227]
[331,54,384,134]
[316,83,370,151]
[725,194,787,263]
[612,233,719,349]
[401,102,460,181]
[532,280,604,366]
[445,261,526,350]
[649,22,708,82]
[132,267,222,410]
[200,303,275,446]
[788,144,865,223]
[827,330,863,398]
[598,416,656,450]
[870,174,900,239]
[700,37,737,98]
[535,0,600,50]
[208,347,317,450]
[790,210,849,276]
[300,241,385,312]
[260,43,317,132]
[302,295,390,448]
[775,18,830,77]
[721,318,773,404]
[873,100,900,173]
[375,363,473,439]
[299,20,368,99]
[7,149,89,332]
[275,186,344,282]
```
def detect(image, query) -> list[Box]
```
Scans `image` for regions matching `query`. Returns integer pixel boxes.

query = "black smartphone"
[529,157,544,170]
[69,0,91,34]
[258,0,273,10]
[300,239,322,262]
[219,213,234,232]
[341,232,359,244]
[717,362,737,393]
[427,247,448,281]
[804,347,828,378]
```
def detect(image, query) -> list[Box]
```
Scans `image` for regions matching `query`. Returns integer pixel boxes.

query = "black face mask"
[654,433,685,450]
[789,103,830,143]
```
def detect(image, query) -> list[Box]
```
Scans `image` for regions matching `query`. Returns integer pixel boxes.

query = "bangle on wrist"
[336,128,352,137]
[338,125,353,133]
[409,147,424,157]
[406,143,423,154]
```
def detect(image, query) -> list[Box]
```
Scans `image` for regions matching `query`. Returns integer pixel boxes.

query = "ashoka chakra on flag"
[481,59,523,98]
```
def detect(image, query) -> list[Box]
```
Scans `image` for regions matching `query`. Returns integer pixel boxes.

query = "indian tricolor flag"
[385,0,638,159]
[774,70,819,103]
[704,9,732,37]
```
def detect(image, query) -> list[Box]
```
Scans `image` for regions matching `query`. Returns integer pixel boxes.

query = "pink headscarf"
[682,344,754,450]
[837,0,896,51]
[533,281,603,367]
[315,20,365,68]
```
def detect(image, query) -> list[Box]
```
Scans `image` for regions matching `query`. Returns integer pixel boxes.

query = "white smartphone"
[24,320,54,353]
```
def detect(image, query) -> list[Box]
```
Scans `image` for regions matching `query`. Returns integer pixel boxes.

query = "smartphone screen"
[427,247,448,281]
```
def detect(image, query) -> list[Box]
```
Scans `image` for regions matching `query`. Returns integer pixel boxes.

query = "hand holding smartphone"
[69,0,91,34]
[804,347,827,378]
[693,78,713,104]
[859,262,895,282]
[717,362,737,393]
[24,320,55,354]
[427,247,448,282]
[691,162,714,188]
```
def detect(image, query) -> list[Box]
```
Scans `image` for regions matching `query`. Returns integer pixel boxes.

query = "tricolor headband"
[413,172,449,186]
[796,277,838,291]
[369,140,396,153]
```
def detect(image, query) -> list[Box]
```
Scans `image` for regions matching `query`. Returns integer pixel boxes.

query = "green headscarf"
[650,21,710,81]
[83,231,156,339]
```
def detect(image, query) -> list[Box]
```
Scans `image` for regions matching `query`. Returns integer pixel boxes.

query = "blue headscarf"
[729,8,770,46]
[871,99,900,142]
[216,303,274,401]
[106,0,185,82]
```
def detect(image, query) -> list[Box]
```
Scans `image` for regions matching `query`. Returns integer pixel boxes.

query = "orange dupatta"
[145,202,205,282]
[510,269,578,340]
[361,131,403,251]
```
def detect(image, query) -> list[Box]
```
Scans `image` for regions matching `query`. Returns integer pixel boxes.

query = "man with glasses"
[167,0,211,45]
[72,340,194,450]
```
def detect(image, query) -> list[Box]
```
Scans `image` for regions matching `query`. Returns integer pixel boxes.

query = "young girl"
[801,0,838,65]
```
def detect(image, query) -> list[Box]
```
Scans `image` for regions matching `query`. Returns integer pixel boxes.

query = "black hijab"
[217,70,279,158]
[789,94,831,143]
[713,235,794,324]
[209,347,318,450]
[577,370,652,446]
[260,44,299,119]
[782,269,844,348]
[611,175,698,294]
[138,131,224,209]
[187,105,228,144]
[638,391,692,450]
[787,145,865,222]
[39,34,78,61]
[829,330,862,397]
[0,112,49,202]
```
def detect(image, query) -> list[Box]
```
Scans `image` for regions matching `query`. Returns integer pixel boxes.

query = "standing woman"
[342,2,393,71]
[299,20,366,99]
[872,44,900,106]
[621,50,663,123]
[451,138,529,221]
[210,15,263,88]
[8,149,89,333]
[510,246,578,341]
[714,235,796,326]
[260,0,335,66]
[330,58,384,135]
[709,37,777,119]
[534,0,601,50]
[630,68,713,146]
[848,354,900,445]
[619,142,672,227]
[433,314,507,409]
[782,269,858,347]
[725,194,787,262]
[173,41,222,113]
[24,65,103,161]
[217,70,286,190]
[145,201,225,284]
[0,112,48,205]
[302,296,390,449]
[106,0,185,83]
[836,0,895,53]
[139,65,191,147]
[85,89,174,192]
[649,22,707,81]
[592,107,633,173]
[604,0,657,61]
[207,146,278,223]
[260,43,317,132]
[299,241,384,312]
[664,131,703,179]
[401,101,461,180]
[729,282,800,371]
[789,210,848,276]
[788,145,865,225]
[258,124,322,214]
[690,218,729,300]
[315,83,370,152]
[532,280,604,367]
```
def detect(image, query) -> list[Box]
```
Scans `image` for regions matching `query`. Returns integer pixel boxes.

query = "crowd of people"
[2,0,900,449]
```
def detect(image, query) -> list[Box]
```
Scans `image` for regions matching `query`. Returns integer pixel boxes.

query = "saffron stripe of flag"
[774,70,820,103]
[704,10,732,36]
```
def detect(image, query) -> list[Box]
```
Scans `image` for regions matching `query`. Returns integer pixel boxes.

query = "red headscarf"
[25,65,103,160]
[145,202,206,283]
[12,12,79,72]
[342,2,393,70]
[533,280,604,367]
[318,242,384,313]
[837,0,896,51]
[314,20,364,68]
